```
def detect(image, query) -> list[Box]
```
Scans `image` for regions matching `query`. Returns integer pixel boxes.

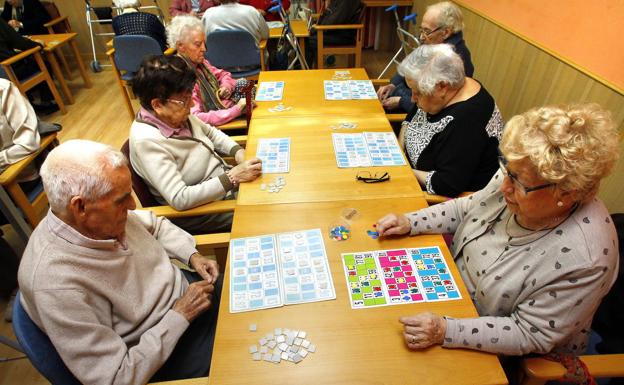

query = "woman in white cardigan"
[129,55,261,233]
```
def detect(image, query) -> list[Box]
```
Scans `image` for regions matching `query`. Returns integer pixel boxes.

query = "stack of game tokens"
[329,225,350,241]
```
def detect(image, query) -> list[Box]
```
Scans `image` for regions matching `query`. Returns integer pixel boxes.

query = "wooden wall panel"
[412,0,624,212]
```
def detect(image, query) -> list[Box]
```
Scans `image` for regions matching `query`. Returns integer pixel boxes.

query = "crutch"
[377,4,419,79]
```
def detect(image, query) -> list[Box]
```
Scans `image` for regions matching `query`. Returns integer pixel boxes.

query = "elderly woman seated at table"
[398,44,503,198]
[112,0,167,51]
[167,15,253,127]
[129,55,262,234]
[376,103,620,358]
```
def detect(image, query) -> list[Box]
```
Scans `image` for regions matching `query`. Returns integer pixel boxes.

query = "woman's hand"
[218,87,232,99]
[376,213,411,237]
[382,96,401,110]
[400,312,446,350]
[234,148,246,164]
[229,158,262,183]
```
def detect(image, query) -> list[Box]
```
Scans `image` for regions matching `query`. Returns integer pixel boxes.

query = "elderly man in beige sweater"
[18,139,222,384]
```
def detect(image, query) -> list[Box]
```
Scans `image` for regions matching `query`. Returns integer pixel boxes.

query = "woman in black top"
[398,44,503,197]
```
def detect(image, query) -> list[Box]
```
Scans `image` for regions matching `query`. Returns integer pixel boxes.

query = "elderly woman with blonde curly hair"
[376,103,620,357]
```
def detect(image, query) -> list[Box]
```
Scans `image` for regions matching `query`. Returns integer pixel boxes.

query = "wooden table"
[269,19,310,58]
[30,33,92,105]
[238,114,422,205]
[208,198,508,385]
[253,68,385,119]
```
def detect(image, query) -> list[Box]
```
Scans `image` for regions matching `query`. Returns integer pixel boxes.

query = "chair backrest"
[40,1,69,33]
[204,29,260,72]
[113,35,162,75]
[121,140,161,207]
[12,292,81,385]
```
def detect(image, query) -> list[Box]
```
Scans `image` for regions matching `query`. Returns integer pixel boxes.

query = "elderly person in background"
[1,0,50,35]
[239,0,290,21]
[169,0,215,17]
[306,0,363,68]
[398,44,502,197]
[167,15,252,127]
[112,0,167,51]
[201,0,269,46]
[129,55,262,234]
[377,1,474,113]
[376,103,620,359]
[19,139,222,384]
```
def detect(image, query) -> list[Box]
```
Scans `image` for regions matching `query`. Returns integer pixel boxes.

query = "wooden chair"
[522,354,624,385]
[424,191,473,205]
[0,46,66,114]
[313,6,365,69]
[0,133,59,228]
[41,1,73,80]
[215,81,256,134]
[121,140,235,269]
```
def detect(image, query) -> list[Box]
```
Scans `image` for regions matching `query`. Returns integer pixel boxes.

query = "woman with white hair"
[167,15,252,127]
[399,43,503,197]
[376,103,619,361]
[112,0,167,51]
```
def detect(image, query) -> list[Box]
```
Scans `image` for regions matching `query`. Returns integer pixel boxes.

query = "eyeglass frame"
[497,156,555,195]
[419,26,443,37]
[165,94,193,108]
[356,171,390,183]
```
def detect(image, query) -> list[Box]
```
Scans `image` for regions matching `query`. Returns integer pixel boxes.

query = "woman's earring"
[557,201,564,207]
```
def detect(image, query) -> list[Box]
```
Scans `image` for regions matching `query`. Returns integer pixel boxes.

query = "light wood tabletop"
[237,114,423,205]
[252,68,385,119]
[269,19,310,39]
[207,198,508,385]
[30,33,92,105]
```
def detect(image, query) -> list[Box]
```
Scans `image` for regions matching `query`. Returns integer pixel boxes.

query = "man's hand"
[173,280,214,322]
[399,312,446,350]
[189,253,219,284]
[8,20,21,29]
[229,158,262,183]
[377,83,396,101]
[376,213,411,237]
[218,86,231,99]
[382,96,401,111]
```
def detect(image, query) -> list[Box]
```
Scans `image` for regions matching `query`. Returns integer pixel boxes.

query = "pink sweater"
[190,59,242,126]
[18,210,199,385]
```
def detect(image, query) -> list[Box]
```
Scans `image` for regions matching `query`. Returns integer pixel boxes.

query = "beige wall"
[408,0,624,213]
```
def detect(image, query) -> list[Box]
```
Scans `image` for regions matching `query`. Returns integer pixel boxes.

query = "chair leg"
[5,182,41,228]
[317,30,324,69]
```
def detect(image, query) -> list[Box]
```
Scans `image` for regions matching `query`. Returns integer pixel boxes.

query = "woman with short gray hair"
[112,0,167,51]
[398,44,503,197]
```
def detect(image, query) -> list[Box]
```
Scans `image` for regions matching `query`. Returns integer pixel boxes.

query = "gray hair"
[40,140,128,213]
[113,0,140,9]
[427,1,464,33]
[397,44,465,95]
[166,15,203,48]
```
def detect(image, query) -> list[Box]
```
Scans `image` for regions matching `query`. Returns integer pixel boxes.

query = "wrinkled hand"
[376,213,411,237]
[230,158,262,183]
[399,312,446,350]
[377,84,396,101]
[189,253,219,284]
[218,87,232,99]
[8,20,20,29]
[234,148,246,164]
[173,280,214,322]
[382,96,401,110]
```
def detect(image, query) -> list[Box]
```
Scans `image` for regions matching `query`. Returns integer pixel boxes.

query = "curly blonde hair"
[500,104,620,201]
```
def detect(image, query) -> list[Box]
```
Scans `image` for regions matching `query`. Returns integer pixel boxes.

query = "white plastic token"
[249,345,258,354]
[308,344,316,353]
[253,352,262,361]
[301,340,310,348]
[299,349,308,358]
[298,331,307,339]
[249,323,257,332]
